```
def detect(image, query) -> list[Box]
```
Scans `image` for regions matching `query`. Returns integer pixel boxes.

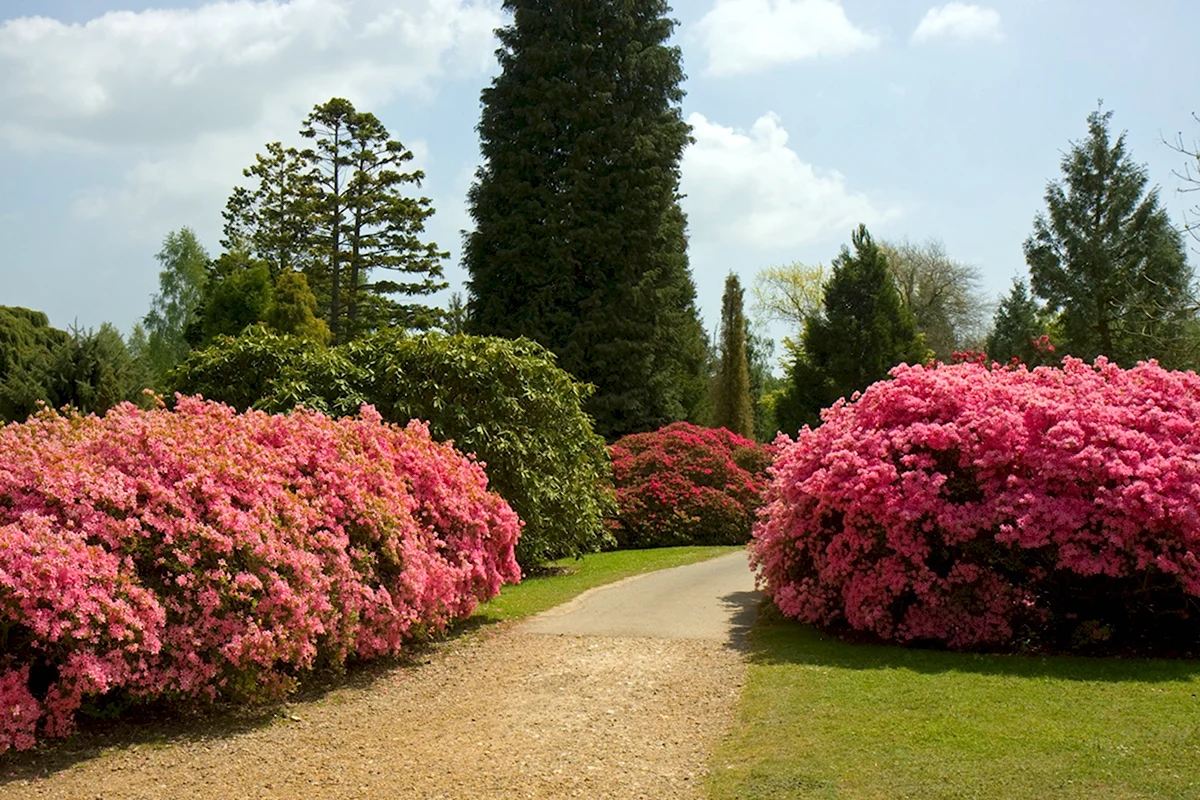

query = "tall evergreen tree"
[985,278,1053,365]
[712,273,754,438]
[1025,105,1195,365]
[224,99,447,344]
[300,99,448,341]
[221,141,315,280]
[781,225,926,430]
[463,0,708,439]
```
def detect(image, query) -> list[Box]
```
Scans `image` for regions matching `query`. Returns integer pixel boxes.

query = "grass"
[709,605,1200,800]
[471,545,744,623]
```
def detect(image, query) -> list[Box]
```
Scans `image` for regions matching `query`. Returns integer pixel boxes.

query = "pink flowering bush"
[0,398,520,754]
[751,358,1200,654]
[610,423,773,548]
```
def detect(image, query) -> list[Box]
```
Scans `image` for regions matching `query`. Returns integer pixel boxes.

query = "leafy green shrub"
[170,327,615,566]
[170,324,366,415]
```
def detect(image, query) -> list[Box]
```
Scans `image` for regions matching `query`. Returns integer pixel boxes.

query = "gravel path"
[1,552,759,799]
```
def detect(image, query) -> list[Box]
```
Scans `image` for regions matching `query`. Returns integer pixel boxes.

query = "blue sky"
[1,0,1196,356]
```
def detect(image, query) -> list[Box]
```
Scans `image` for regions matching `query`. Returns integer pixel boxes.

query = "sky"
[1,0,1196,357]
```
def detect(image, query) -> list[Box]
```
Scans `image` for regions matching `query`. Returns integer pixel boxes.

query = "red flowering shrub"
[610,422,773,548]
[751,358,1200,654]
[0,398,520,753]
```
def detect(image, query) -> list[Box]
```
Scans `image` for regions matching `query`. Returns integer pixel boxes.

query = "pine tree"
[985,278,1051,365]
[46,323,140,416]
[338,109,448,337]
[1025,105,1195,365]
[463,0,707,439]
[221,142,315,280]
[783,225,926,429]
[224,99,447,344]
[712,273,754,437]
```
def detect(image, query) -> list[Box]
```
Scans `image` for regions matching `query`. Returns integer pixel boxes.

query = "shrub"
[751,358,1200,654]
[170,327,614,566]
[169,324,366,415]
[610,422,773,548]
[0,398,520,753]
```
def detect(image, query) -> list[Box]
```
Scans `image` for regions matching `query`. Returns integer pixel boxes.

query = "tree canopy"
[463,0,708,439]
[882,239,986,361]
[1025,105,1195,366]
[223,98,448,343]
[778,225,927,432]
[143,228,209,387]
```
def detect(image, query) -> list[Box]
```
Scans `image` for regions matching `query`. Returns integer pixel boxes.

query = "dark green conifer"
[712,273,754,438]
[782,225,927,430]
[1025,105,1194,365]
[463,0,707,438]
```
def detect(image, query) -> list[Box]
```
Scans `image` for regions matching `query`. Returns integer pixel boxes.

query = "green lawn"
[472,545,744,623]
[709,605,1200,800]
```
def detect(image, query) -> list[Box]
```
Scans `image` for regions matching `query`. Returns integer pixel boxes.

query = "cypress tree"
[712,273,754,438]
[463,0,707,439]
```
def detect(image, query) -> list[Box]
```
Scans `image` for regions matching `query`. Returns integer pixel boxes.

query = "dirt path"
[1,552,758,799]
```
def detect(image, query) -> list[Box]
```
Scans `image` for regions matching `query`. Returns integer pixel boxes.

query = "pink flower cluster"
[0,397,521,753]
[610,423,773,548]
[751,358,1200,651]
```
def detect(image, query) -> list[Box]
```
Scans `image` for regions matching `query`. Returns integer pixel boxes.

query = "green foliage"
[0,309,145,422]
[143,228,209,387]
[780,225,927,430]
[267,271,331,344]
[440,291,469,335]
[712,273,754,438]
[746,320,782,442]
[882,238,986,361]
[1026,105,1195,366]
[222,141,316,279]
[463,0,708,439]
[0,306,69,422]
[169,325,364,415]
[45,323,143,416]
[985,278,1057,365]
[169,328,615,567]
[224,99,449,343]
[200,253,274,344]
[350,331,616,566]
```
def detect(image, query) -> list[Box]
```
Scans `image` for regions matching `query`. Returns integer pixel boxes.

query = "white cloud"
[694,0,879,77]
[680,111,898,250]
[0,0,502,238]
[912,3,1003,44]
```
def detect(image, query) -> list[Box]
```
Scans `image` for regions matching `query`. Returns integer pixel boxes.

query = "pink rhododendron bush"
[751,357,1200,655]
[0,398,521,754]
[610,422,773,548]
